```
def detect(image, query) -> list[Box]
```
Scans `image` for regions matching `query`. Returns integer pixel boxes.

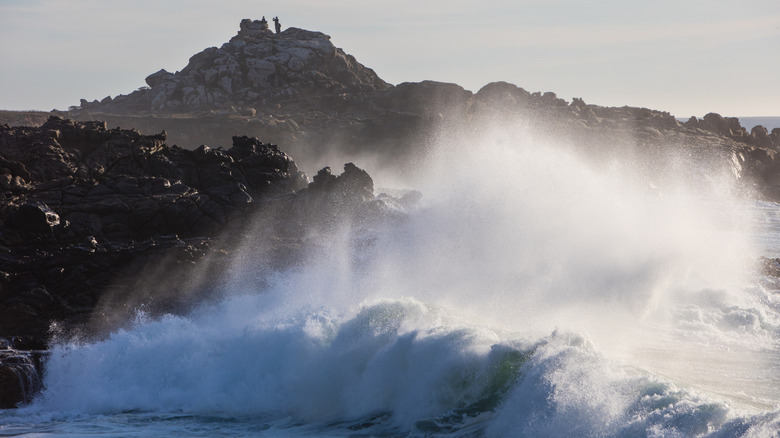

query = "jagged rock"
[308,162,373,202]
[0,339,44,409]
[691,112,750,139]
[52,23,779,189]
[0,116,312,342]
[751,125,773,148]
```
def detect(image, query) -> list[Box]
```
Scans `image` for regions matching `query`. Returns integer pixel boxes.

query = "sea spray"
[8,121,780,436]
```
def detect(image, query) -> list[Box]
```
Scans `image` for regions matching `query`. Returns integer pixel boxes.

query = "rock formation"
[79,19,390,115]
[0,116,299,338]
[0,337,43,409]
[0,116,408,407]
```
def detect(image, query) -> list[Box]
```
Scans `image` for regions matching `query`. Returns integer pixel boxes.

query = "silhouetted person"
[273,16,281,34]
[260,16,268,30]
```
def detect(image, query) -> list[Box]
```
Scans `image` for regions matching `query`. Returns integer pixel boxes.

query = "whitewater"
[1,124,779,437]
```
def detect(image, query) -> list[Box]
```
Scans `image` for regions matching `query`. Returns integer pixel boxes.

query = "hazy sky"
[1,0,778,117]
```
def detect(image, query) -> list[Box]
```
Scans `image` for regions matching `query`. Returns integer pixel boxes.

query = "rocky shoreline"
[0,116,412,407]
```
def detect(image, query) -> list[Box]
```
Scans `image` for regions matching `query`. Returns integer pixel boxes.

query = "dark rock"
[308,163,373,202]
[0,116,416,407]
[751,125,772,148]
[0,341,44,408]
[8,203,60,238]
[0,116,312,341]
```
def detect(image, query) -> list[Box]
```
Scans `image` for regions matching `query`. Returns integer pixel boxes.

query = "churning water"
[1,127,779,437]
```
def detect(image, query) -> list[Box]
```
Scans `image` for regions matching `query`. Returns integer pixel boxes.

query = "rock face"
[0,338,44,409]
[0,116,306,338]
[80,20,390,114]
[0,116,409,407]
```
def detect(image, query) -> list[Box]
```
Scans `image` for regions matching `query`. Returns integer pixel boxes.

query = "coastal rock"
[8,203,60,238]
[80,20,391,115]
[145,69,175,88]
[0,339,44,409]
[0,117,414,407]
[0,116,311,341]
[308,162,374,203]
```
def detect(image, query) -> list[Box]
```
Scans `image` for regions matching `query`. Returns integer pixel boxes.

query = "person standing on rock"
[274,16,281,34]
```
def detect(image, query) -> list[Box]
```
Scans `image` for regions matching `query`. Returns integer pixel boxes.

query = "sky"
[1,0,779,117]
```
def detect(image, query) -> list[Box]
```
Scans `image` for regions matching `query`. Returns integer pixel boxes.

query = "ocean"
[673,116,780,132]
[1,128,779,437]
[738,117,780,131]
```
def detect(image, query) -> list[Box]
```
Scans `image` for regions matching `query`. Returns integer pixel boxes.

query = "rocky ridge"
[71,80,780,199]
[0,116,304,338]
[55,20,780,199]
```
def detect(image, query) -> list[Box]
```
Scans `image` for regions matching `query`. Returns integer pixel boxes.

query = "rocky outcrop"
[0,116,307,339]
[0,338,44,409]
[0,116,413,407]
[684,113,780,149]
[1,117,307,241]
[78,20,390,115]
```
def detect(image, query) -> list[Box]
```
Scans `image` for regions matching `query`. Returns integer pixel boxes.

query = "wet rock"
[0,117,311,341]
[0,339,45,408]
[0,117,417,407]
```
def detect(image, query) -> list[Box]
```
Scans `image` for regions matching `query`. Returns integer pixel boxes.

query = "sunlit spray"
[13,118,780,436]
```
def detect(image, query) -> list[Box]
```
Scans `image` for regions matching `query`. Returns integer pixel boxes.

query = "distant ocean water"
[739,117,780,131]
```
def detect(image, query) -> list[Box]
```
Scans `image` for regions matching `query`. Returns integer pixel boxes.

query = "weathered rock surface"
[78,20,389,115]
[0,116,303,337]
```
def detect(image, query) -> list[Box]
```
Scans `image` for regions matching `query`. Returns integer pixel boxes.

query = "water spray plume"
[7,118,779,436]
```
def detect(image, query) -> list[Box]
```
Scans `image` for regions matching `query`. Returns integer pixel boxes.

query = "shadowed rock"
[0,116,415,407]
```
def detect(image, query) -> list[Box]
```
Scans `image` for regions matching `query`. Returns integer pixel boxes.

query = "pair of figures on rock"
[260,16,282,34]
